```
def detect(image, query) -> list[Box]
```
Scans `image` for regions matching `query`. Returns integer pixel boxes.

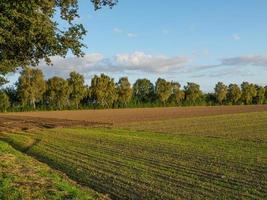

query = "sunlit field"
[1,110,266,199]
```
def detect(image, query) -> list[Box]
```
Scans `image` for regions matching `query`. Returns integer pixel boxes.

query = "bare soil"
[0,115,111,132]
[1,105,267,126]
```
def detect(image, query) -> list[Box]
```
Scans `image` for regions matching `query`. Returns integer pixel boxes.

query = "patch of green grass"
[0,140,105,200]
[2,110,267,200]
[118,112,267,141]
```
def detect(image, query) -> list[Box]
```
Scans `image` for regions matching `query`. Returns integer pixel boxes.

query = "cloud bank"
[37,52,189,78]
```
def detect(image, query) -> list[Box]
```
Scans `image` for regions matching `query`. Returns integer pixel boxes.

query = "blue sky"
[7,0,267,91]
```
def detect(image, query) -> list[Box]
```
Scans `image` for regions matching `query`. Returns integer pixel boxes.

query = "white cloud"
[232,34,241,41]
[115,52,188,73]
[221,55,267,67]
[113,27,123,33]
[127,32,137,38]
[37,52,189,78]
[162,29,170,35]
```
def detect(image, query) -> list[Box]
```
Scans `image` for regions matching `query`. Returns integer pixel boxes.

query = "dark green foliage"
[1,71,266,112]
[132,78,155,103]
[0,0,117,84]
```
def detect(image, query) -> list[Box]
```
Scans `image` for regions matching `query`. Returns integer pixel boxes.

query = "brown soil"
[0,115,111,132]
[2,105,267,126]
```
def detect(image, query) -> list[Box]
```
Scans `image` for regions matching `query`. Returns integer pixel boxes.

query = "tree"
[90,74,117,108]
[214,82,227,105]
[3,86,20,107]
[170,82,185,105]
[46,76,70,109]
[265,86,267,103]
[155,78,172,105]
[241,82,257,105]
[0,0,117,83]
[67,71,86,109]
[132,79,154,104]
[227,84,241,104]
[184,82,202,104]
[116,77,132,107]
[254,85,265,104]
[0,91,10,112]
[17,67,46,109]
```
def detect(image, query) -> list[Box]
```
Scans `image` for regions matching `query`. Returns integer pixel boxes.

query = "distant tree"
[17,67,46,109]
[155,78,172,105]
[184,82,202,105]
[205,93,216,106]
[132,79,154,103]
[0,91,10,112]
[227,84,242,104]
[214,82,228,105]
[0,0,117,83]
[254,85,265,104]
[67,71,86,109]
[169,82,185,105]
[241,82,257,105]
[116,77,132,107]
[3,86,20,107]
[46,77,70,109]
[90,74,117,108]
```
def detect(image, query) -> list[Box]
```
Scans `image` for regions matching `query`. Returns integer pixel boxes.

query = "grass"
[1,112,266,199]
[0,140,105,200]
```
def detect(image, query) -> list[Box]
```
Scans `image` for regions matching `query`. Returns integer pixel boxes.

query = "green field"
[1,111,266,199]
[0,141,104,200]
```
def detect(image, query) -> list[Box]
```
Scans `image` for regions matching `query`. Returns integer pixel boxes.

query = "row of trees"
[0,68,267,112]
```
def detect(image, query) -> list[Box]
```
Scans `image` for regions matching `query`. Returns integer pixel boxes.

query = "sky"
[7,0,267,91]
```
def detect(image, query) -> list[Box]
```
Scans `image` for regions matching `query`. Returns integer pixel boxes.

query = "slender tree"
[132,79,154,104]
[214,82,228,105]
[17,67,46,109]
[117,77,132,107]
[254,85,265,104]
[155,78,172,105]
[170,82,185,105]
[241,82,257,105]
[227,84,241,104]
[46,76,70,109]
[184,82,202,104]
[67,71,86,109]
[0,91,10,112]
[90,74,117,108]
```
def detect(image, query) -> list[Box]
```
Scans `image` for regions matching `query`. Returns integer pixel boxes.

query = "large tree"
[214,82,227,105]
[241,82,257,105]
[90,74,117,108]
[17,67,46,109]
[0,91,10,112]
[67,71,86,109]
[132,79,154,104]
[227,84,241,104]
[254,85,265,105]
[170,82,185,105]
[0,0,117,83]
[184,82,202,104]
[155,78,172,105]
[46,76,70,109]
[116,77,132,107]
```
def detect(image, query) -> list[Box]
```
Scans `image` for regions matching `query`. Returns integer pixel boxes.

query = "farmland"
[0,106,266,199]
[0,140,104,200]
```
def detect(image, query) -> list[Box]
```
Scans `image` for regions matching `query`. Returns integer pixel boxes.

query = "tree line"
[0,67,266,112]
